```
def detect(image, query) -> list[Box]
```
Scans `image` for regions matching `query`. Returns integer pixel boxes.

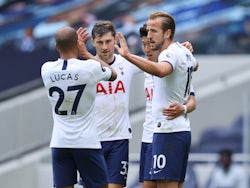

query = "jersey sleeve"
[189,82,195,96]
[87,59,112,82]
[158,49,176,69]
[40,61,53,87]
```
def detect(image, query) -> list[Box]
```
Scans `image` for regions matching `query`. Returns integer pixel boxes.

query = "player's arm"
[76,27,117,81]
[115,32,172,78]
[162,94,196,120]
[185,94,196,113]
[193,62,199,71]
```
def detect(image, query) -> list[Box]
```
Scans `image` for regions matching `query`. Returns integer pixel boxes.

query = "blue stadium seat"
[195,115,246,153]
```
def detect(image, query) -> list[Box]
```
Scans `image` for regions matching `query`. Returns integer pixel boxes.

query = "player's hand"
[181,41,193,53]
[162,103,185,120]
[76,27,90,58]
[115,32,130,58]
[77,27,89,42]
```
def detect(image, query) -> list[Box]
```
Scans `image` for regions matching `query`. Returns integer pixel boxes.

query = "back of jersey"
[41,58,112,148]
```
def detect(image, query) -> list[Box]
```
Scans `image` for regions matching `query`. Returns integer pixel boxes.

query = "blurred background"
[0,0,249,187]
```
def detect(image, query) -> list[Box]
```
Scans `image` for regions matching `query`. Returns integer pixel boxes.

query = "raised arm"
[115,32,173,77]
[77,27,117,81]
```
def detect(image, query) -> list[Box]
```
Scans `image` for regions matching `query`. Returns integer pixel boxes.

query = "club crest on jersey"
[96,80,125,94]
[119,65,124,75]
[165,51,174,59]
[101,66,106,72]
[166,54,171,58]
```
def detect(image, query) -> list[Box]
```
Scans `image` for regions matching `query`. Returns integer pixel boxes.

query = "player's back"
[41,58,112,148]
[42,58,102,116]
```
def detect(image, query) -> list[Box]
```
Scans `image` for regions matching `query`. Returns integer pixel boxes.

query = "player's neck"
[161,40,173,51]
[96,55,115,65]
[60,52,78,60]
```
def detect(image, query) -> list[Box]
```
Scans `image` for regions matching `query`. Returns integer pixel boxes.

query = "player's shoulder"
[159,46,175,60]
[175,42,193,56]
[86,59,104,72]
[83,58,100,65]
[41,59,59,72]
[83,59,107,74]
[114,54,130,64]
[115,53,142,74]
[41,59,57,67]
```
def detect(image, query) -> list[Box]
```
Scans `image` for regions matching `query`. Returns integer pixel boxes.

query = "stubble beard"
[150,40,164,51]
[98,51,114,64]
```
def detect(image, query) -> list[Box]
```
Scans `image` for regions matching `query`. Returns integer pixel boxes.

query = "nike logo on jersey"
[101,66,106,72]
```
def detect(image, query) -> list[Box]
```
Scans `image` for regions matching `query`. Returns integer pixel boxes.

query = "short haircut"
[149,11,175,40]
[92,20,116,39]
[139,23,148,38]
[55,26,77,52]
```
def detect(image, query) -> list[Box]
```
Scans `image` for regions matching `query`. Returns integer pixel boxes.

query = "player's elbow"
[193,63,199,72]
[109,71,117,81]
[155,62,173,77]
[156,72,167,78]
[189,101,196,113]
[155,67,172,78]
[191,103,196,112]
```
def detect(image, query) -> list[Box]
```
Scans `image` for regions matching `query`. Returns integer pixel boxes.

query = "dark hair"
[220,149,232,158]
[92,20,116,39]
[139,23,148,38]
[149,11,175,40]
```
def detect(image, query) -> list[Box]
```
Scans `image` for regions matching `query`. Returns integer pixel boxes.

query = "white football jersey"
[142,75,196,142]
[41,58,112,148]
[141,72,154,143]
[94,54,141,141]
[153,42,197,133]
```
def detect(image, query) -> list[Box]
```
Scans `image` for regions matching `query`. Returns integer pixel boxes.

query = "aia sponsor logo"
[96,80,125,94]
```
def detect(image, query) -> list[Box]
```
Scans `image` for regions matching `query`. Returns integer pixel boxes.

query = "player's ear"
[55,43,60,52]
[91,38,95,46]
[164,29,171,40]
